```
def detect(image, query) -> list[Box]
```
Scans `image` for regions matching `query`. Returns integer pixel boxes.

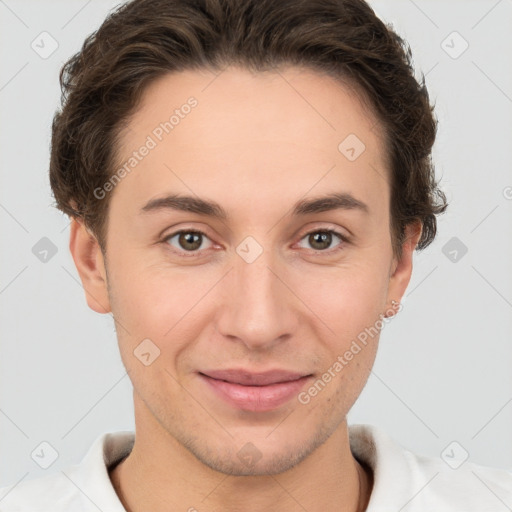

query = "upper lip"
[200,369,311,386]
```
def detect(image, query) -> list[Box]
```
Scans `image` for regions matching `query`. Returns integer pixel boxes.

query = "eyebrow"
[140,192,369,219]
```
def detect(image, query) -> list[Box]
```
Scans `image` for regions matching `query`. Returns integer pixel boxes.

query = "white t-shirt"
[1,424,511,511]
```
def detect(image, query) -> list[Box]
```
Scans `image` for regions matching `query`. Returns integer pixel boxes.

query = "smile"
[198,369,313,412]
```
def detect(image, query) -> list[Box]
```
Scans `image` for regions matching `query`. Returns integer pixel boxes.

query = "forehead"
[113,66,390,221]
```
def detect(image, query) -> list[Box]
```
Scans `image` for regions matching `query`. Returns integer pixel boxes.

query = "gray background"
[1,0,511,489]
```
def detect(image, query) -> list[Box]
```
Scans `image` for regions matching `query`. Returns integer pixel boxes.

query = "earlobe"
[385,221,423,314]
[69,218,111,314]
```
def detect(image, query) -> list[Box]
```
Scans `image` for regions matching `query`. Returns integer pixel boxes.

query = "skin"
[70,66,422,512]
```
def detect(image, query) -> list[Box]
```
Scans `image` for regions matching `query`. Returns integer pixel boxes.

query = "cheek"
[107,255,214,351]
[294,260,388,338]
[107,238,390,362]
[289,261,387,400]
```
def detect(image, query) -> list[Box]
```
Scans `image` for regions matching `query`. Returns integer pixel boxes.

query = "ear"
[386,221,423,314]
[69,218,111,314]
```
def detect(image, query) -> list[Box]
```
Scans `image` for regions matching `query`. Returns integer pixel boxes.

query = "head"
[50,0,447,475]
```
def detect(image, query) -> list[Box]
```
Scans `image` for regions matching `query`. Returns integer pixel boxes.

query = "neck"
[109,396,373,512]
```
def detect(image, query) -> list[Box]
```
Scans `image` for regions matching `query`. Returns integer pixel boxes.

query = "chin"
[175,419,337,477]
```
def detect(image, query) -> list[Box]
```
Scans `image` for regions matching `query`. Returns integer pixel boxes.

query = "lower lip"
[199,374,312,412]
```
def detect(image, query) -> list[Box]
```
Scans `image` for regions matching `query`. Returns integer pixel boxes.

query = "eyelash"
[162,228,349,257]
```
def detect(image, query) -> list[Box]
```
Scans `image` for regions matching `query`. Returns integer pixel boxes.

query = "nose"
[215,243,298,352]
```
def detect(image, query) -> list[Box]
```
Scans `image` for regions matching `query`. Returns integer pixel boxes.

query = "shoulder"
[405,449,512,511]
[349,423,512,512]
[0,471,81,512]
[0,431,134,512]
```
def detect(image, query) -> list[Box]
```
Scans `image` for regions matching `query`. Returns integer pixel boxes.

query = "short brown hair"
[49,0,448,259]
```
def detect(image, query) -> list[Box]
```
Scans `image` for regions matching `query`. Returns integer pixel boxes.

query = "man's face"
[83,66,412,475]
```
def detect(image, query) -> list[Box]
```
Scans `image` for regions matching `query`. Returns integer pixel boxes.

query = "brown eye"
[308,231,333,250]
[165,230,211,253]
[297,229,347,253]
[178,232,202,251]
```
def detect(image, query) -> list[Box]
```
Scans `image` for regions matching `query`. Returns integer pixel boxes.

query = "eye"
[296,229,348,253]
[164,230,213,255]
[162,227,349,258]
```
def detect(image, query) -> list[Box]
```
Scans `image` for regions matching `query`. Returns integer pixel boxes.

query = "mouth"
[198,369,313,412]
